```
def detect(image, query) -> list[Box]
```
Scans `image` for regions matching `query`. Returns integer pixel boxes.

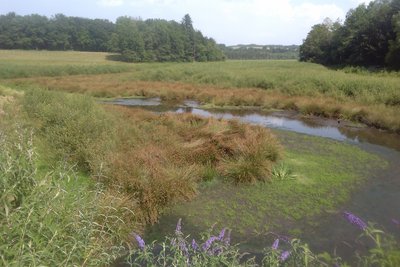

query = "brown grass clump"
[104,106,282,224]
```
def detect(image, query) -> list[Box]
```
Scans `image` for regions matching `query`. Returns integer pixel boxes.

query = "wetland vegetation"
[1,48,400,266]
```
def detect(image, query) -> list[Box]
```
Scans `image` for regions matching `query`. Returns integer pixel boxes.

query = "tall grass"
[0,113,136,266]
[22,89,116,173]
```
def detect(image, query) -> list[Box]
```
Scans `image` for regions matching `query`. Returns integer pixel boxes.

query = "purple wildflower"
[343,211,367,231]
[202,236,217,251]
[392,219,399,226]
[224,230,231,246]
[218,228,226,241]
[192,239,199,250]
[272,239,279,250]
[133,233,145,250]
[176,218,182,235]
[279,235,291,243]
[212,247,223,256]
[179,240,188,255]
[280,251,290,261]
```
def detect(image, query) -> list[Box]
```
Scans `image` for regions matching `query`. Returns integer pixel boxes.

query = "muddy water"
[105,98,400,262]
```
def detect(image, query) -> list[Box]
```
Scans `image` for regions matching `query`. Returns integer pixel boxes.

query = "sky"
[0,0,373,45]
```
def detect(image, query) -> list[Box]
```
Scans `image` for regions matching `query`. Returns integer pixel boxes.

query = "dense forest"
[0,13,225,62]
[300,0,400,69]
[220,44,299,60]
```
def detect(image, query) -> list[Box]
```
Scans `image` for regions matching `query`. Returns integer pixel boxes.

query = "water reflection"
[104,97,400,152]
[103,97,161,106]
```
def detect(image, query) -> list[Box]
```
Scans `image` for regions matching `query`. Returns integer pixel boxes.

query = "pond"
[104,97,400,263]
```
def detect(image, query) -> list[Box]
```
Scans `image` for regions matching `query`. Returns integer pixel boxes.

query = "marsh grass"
[19,88,282,226]
[9,59,400,132]
[107,107,282,223]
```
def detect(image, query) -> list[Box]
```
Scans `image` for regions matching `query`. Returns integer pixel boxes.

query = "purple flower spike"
[272,238,279,250]
[179,240,188,254]
[224,230,231,246]
[343,211,367,230]
[202,236,217,251]
[192,239,199,250]
[280,250,290,261]
[133,233,145,250]
[176,218,182,234]
[392,219,399,226]
[218,228,226,241]
[212,247,223,256]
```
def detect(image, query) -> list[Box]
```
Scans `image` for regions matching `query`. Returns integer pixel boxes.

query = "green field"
[1,50,399,266]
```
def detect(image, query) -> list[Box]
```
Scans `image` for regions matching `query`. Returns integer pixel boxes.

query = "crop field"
[1,50,399,266]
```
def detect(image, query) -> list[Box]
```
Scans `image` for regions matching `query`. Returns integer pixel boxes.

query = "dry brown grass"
[103,106,282,223]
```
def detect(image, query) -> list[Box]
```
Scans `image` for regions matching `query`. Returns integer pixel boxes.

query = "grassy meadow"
[0,50,132,79]
[1,50,400,266]
[3,52,400,132]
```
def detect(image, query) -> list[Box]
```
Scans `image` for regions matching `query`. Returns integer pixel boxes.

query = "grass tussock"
[106,106,282,223]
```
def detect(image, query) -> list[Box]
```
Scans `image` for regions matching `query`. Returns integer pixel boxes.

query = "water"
[106,98,400,263]
[105,97,400,151]
[103,97,161,106]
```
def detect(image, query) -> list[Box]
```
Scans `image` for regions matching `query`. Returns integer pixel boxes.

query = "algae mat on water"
[145,129,387,247]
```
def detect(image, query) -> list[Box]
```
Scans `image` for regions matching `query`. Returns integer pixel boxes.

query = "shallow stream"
[105,97,400,262]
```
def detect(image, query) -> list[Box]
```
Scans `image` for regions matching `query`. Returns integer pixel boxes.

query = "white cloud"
[186,0,345,44]
[351,0,373,6]
[98,0,125,7]
[100,0,347,44]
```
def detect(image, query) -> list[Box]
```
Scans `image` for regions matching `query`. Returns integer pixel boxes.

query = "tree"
[386,12,400,68]
[0,12,225,62]
[299,18,340,64]
[300,0,400,69]
[114,17,145,62]
[181,14,195,61]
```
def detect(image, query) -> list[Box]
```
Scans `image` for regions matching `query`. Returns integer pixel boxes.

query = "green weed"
[272,163,297,181]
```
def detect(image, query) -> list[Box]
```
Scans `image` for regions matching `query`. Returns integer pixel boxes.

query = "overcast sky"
[1,0,373,45]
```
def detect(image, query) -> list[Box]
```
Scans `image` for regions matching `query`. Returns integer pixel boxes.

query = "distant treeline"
[0,13,225,62]
[300,0,400,69]
[220,45,299,60]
